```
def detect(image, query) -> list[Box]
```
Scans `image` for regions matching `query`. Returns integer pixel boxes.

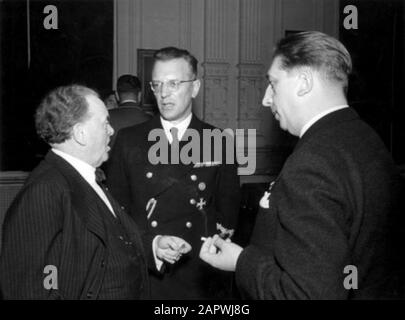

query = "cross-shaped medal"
[196,198,206,210]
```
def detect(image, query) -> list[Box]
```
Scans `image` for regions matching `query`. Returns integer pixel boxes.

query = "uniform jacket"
[106,114,240,299]
[0,151,151,299]
[236,108,404,299]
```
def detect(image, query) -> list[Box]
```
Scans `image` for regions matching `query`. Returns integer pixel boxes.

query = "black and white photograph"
[0,0,404,310]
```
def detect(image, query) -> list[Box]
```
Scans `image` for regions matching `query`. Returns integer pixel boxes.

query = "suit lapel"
[45,151,108,245]
[141,115,201,197]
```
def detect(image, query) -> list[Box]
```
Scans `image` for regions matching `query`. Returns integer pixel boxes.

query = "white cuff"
[152,235,164,271]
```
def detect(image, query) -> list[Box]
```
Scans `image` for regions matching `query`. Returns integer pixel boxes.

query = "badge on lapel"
[259,181,276,209]
[216,223,234,240]
[193,161,221,168]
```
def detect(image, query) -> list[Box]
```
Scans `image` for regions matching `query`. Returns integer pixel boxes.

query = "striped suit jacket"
[0,151,151,299]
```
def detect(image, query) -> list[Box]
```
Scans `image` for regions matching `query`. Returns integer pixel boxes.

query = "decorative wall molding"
[179,0,192,49]
[237,63,264,123]
[239,0,262,63]
[203,62,230,128]
[205,0,229,62]
[0,171,28,185]
[203,62,230,76]
[113,0,340,175]
[238,75,264,120]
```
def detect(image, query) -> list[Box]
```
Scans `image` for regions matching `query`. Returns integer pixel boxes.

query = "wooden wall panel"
[114,0,339,176]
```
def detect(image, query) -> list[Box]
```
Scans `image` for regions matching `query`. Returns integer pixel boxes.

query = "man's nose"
[160,82,171,98]
[262,85,273,108]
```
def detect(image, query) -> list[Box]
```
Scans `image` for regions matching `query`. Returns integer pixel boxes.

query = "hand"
[199,234,243,272]
[156,236,192,264]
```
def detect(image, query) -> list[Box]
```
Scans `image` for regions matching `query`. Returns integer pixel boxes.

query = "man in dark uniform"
[107,47,240,299]
[200,31,404,299]
[0,85,190,299]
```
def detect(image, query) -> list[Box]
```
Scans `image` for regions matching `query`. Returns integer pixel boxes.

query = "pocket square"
[193,161,221,168]
[259,191,270,209]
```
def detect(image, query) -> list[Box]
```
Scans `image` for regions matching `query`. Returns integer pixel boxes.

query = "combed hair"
[35,85,98,144]
[153,46,198,76]
[117,74,142,95]
[274,31,352,87]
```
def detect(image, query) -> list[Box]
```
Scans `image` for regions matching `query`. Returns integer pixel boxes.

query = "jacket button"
[146,172,153,178]
[151,220,158,227]
[186,221,192,228]
[190,198,196,205]
[190,175,197,181]
[198,182,206,191]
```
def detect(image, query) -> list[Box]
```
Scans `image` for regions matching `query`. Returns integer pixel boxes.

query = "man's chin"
[160,112,178,122]
[96,153,110,167]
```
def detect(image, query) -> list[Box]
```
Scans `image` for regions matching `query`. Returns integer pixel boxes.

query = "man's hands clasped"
[156,236,192,264]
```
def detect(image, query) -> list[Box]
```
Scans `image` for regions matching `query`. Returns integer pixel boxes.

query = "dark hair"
[117,74,142,95]
[153,46,198,76]
[274,31,352,87]
[35,85,98,144]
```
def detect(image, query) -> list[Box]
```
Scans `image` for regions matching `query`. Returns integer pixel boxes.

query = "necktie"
[95,168,106,183]
[169,127,180,164]
[95,168,122,218]
[170,127,179,144]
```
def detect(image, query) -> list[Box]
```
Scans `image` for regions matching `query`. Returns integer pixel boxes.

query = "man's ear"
[72,122,86,146]
[192,79,201,98]
[297,68,313,97]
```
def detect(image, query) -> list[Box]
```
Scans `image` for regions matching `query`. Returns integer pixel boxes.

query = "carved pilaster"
[203,62,230,128]
[205,0,228,62]
[179,0,192,49]
[238,64,264,120]
[240,0,262,63]
[238,0,267,146]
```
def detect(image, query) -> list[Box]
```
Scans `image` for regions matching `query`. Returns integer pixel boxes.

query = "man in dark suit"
[107,47,240,299]
[200,31,404,299]
[0,85,190,299]
[109,74,152,147]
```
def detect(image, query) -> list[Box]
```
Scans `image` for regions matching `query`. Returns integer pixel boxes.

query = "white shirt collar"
[300,105,349,138]
[160,113,192,143]
[52,148,96,185]
[120,99,139,104]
